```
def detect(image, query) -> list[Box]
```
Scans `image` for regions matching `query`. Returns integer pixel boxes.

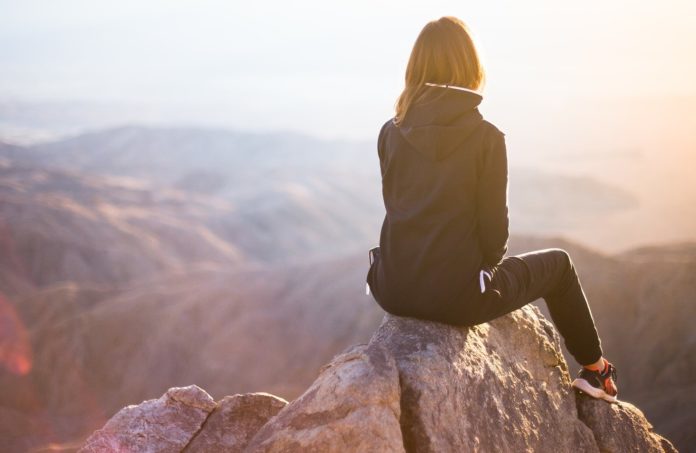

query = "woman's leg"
[473,248,603,366]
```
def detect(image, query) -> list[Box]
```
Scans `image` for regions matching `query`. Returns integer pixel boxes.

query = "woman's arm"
[477,129,509,267]
[377,118,392,176]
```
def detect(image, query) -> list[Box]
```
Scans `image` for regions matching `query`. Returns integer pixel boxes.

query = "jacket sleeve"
[477,129,509,267]
[377,119,391,176]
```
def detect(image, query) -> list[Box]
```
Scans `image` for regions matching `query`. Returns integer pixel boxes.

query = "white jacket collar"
[424,82,481,95]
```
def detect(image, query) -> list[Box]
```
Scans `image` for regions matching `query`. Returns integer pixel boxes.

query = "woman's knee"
[541,247,579,298]
[548,247,574,269]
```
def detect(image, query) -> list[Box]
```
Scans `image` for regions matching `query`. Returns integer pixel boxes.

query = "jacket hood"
[397,85,484,161]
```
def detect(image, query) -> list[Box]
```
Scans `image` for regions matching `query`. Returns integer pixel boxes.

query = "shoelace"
[601,362,618,383]
[598,362,618,396]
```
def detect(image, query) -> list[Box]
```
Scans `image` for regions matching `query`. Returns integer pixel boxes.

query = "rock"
[78,385,216,453]
[244,343,405,453]
[80,305,677,452]
[78,386,287,453]
[244,305,676,452]
[246,305,598,452]
[183,392,288,452]
[374,305,598,453]
[576,394,678,452]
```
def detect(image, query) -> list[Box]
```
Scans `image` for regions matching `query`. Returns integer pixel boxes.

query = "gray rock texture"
[576,393,678,453]
[80,306,677,452]
[244,343,405,453]
[78,385,217,453]
[183,392,288,452]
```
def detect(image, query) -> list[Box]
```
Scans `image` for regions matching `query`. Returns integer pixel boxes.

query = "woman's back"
[368,84,509,323]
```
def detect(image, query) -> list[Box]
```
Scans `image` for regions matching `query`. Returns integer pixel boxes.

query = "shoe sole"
[571,378,618,403]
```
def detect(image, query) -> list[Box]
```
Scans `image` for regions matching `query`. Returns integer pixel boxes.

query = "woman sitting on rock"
[366,15,618,403]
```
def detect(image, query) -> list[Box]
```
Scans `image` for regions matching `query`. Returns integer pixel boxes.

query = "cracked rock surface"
[78,385,217,452]
[80,306,677,452]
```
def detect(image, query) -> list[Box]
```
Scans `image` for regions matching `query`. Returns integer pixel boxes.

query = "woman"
[365,16,618,403]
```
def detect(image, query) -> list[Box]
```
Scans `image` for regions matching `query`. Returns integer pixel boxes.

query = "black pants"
[475,248,603,366]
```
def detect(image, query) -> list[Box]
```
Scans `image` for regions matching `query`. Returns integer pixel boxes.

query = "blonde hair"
[394,16,486,126]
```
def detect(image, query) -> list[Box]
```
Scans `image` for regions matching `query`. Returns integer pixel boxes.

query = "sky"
[1,0,695,140]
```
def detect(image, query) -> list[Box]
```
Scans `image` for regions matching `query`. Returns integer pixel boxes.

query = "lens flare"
[0,292,32,375]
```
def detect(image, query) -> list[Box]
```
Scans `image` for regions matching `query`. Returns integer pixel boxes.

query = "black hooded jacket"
[366,84,509,325]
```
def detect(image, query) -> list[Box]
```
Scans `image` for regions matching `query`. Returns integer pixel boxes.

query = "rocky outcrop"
[576,393,678,453]
[245,343,405,452]
[78,386,287,453]
[80,305,677,452]
[79,385,218,452]
[183,393,288,452]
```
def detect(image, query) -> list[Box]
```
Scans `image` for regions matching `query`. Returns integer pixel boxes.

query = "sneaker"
[571,359,619,403]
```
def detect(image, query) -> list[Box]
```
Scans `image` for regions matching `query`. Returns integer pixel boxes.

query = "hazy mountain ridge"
[14,124,641,249]
[27,125,375,195]
[0,156,246,294]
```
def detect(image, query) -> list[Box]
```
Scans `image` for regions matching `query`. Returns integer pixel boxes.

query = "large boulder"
[365,305,595,452]
[246,305,675,452]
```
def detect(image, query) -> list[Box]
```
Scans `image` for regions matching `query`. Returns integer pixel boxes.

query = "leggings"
[474,248,603,366]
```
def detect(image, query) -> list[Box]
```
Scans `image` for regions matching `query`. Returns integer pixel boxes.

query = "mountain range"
[0,127,693,451]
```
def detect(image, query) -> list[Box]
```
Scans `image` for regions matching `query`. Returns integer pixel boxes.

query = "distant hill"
[22,125,640,250]
[0,156,246,295]
[28,125,376,196]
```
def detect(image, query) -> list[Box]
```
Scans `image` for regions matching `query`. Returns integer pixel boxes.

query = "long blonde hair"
[394,16,486,126]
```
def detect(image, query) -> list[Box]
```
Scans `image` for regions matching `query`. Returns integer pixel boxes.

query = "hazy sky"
[1,0,695,139]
